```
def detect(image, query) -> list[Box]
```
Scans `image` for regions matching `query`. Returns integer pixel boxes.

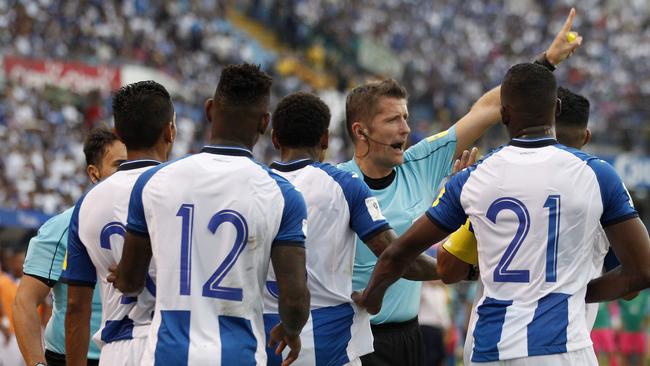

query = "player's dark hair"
[502,63,557,126]
[112,80,173,150]
[557,87,590,128]
[345,79,408,140]
[84,126,120,167]
[215,63,273,108]
[273,92,331,148]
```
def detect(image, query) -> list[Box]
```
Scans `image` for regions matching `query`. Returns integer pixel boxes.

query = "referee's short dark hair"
[273,92,331,148]
[112,80,174,150]
[83,126,120,167]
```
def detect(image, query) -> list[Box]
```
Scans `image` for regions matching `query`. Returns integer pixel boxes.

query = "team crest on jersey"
[365,197,385,221]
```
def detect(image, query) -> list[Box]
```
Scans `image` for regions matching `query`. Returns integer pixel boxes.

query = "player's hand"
[452,147,478,174]
[106,265,118,284]
[545,8,583,66]
[268,323,301,366]
[351,290,382,315]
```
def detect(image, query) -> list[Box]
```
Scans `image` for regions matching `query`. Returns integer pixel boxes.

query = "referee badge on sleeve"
[365,197,385,221]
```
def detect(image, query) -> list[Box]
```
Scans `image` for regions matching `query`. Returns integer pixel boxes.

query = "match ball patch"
[365,197,385,221]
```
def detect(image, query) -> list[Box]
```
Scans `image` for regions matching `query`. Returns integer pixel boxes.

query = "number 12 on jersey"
[176,204,249,301]
[489,195,561,283]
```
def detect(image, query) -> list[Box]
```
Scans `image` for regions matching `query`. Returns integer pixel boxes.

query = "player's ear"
[320,129,329,150]
[555,98,562,117]
[271,128,280,150]
[583,128,592,147]
[87,164,101,184]
[164,112,177,144]
[204,98,213,123]
[259,112,271,135]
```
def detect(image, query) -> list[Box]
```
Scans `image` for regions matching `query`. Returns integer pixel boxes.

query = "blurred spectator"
[618,291,650,366]
[591,302,620,366]
[0,248,26,366]
[419,281,451,366]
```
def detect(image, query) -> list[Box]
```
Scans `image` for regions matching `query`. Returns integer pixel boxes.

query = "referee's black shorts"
[45,349,99,366]
[360,317,423,366]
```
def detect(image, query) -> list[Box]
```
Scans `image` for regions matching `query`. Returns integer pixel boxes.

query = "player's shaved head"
[501,63,558,136]
[207,63,273,148]
[556,87,591,148]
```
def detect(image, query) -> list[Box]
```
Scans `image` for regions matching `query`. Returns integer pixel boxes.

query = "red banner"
[3,56,121,93]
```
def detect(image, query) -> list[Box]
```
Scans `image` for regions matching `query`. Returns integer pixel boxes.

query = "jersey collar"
[201,145,253,158]
[270,159,314,172]
[510,137,558,148]
[117,159,161,171]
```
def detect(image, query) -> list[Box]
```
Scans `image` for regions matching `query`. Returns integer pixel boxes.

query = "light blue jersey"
[23,207,102,359]
[338,126,457,324]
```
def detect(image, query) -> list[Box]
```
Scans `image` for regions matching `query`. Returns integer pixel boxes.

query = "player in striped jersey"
[61,81,176,366]
[354,63,650,365]
[110,64,310,366]
[263,92,438,365]
[436,86,632,364]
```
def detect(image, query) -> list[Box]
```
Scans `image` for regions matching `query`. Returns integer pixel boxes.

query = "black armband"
[533,52,556,72]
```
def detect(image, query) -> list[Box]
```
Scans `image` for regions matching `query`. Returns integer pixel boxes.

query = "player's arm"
[271,246,310,336]
[452,8,582,157]
[354,215,452,314]
[586,217,650,302]
[437,220,478,284]
[13,275,51,364]
[111,175,154,294]
[364,229,438,281]
[438,247,471,284]
[110,232,152,294]
[267,181,310,366]
[65,285,93,366]
[60,201,101,366]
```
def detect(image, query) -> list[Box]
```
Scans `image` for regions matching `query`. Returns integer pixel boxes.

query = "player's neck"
[209,137,253,151]
[280,147,321,163]
[127,147,166,163]
[512,125,555,140]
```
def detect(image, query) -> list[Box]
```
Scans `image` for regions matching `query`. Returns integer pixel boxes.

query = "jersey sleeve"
[403,126,457,191]
[340,173,391,242]
[273,177,308,247]
[126,166,157,237]
[587,158,638,227]
[59,199,97,287]
[442,219,478,265]
[23,208,74,285]
[426,167,469,233]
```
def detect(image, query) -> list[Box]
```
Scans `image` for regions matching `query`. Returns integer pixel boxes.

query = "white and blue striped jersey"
[126,146,308,366]
[60,160,160,349]
[263,159,391,365]
[427,137,637,362]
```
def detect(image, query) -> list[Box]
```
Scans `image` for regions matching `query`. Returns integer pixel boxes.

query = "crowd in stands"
[1,0,649,215]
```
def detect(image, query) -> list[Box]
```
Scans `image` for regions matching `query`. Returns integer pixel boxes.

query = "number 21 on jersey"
[489,195,560,283]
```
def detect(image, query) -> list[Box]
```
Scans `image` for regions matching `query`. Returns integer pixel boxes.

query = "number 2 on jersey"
[177,204,249,301]
[489,195,561,283]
